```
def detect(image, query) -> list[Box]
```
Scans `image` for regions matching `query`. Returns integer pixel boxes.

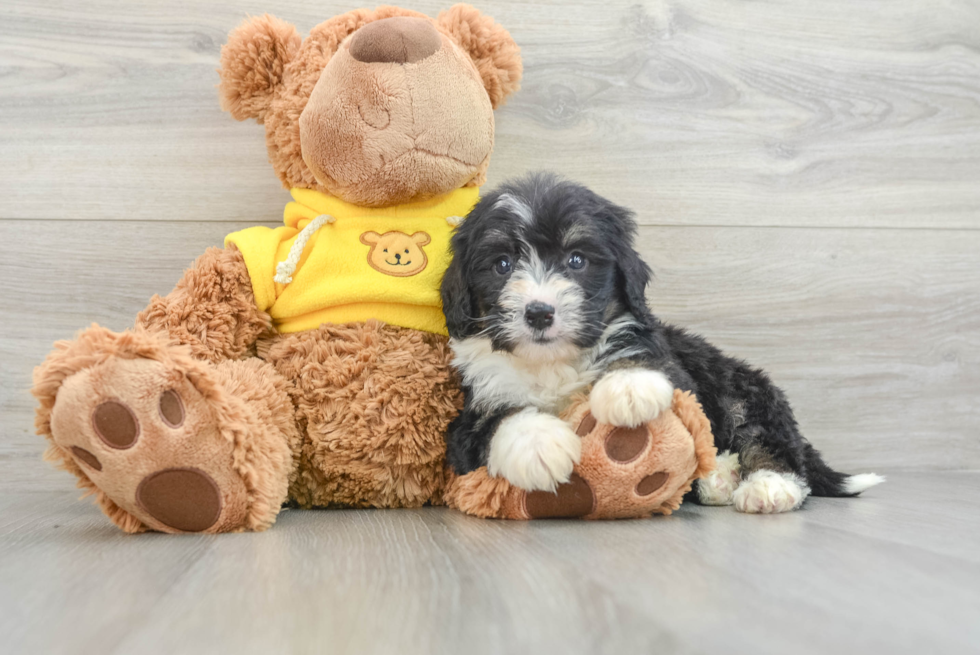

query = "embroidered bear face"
[359,231,431,277]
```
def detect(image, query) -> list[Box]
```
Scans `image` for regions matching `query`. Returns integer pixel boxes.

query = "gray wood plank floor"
[1,472,977,655]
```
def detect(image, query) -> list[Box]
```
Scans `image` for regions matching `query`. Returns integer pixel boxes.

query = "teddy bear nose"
[348,16,442,64]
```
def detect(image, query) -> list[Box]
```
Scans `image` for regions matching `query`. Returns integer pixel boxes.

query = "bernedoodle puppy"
[440,173,883,513]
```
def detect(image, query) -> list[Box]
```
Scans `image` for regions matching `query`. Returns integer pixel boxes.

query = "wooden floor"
[2,1,980,653]
[1,471,977,655]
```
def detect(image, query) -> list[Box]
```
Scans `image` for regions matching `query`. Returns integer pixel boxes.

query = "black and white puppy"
[440,173,883,513]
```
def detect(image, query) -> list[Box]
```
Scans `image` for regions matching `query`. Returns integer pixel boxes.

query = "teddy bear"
[32,3,715,533]
[33,4,523,533]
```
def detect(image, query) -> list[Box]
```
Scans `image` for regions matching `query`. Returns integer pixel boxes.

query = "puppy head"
[442,173,653,360]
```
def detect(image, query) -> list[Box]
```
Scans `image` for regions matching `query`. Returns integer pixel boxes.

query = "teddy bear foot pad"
[50,355,250,533]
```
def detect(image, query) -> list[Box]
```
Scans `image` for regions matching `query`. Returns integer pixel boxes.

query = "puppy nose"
[348,17,442,64]
[525,302,555,330]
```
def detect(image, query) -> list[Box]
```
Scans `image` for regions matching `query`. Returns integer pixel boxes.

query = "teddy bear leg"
[265,321,461,510]
[33,326,298,533]
[445,390,717,520]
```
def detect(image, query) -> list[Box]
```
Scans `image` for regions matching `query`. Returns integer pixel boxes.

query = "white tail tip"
[843,473,886,495]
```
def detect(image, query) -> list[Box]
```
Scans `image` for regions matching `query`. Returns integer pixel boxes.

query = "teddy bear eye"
[405,249,409,253]
[383,248,388,253]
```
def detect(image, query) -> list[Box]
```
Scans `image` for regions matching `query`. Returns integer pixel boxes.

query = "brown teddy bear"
[33,4,522,533]
[32,4,714,533]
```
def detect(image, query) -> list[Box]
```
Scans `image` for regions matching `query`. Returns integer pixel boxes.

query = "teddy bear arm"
[135,245,272,364]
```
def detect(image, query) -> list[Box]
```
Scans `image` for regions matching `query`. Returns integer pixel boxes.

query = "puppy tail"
[805,445,885,497]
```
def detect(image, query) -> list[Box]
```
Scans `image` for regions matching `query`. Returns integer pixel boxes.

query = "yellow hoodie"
[225,187,478,336]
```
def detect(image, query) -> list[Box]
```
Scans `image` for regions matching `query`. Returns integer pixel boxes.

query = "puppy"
[440,173,884,514]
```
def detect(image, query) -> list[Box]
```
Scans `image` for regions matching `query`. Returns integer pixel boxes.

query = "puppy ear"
[436,4,522,108]
[618,246,654,323]
[441,232,476,339]
[411,232,432,247]
[219,15,302,122]
[602,201,655,323]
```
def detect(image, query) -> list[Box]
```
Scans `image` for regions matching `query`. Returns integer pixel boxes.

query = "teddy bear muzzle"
[298,17,495,207]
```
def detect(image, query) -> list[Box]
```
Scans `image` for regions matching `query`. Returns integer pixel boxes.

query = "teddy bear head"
[218,4,522,207]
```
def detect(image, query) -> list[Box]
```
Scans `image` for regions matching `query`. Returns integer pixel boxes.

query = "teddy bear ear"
[218,14,302,122]
[436,4,523,109]
[359,231,381,245]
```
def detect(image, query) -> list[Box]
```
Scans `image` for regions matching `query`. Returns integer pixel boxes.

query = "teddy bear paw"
[49,355,250,533]
[445,390,714,521]
[517,404,688,520]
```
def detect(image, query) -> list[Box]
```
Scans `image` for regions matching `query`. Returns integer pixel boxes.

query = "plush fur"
[441,173,883,513]
[263,320,462,509]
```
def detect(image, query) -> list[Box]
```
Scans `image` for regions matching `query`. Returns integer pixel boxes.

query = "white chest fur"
[450,337,603,415]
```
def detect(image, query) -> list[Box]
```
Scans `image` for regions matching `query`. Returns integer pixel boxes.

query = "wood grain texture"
[1,473,978,655]
[1,0,979,226]
[3,219,978,490]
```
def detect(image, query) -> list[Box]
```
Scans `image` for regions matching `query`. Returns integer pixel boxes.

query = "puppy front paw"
[590,369,674,428]
[488,408,581,492]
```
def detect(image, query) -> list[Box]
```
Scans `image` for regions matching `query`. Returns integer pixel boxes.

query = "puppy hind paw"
[589,369,674,428]
[733,470,810,514]
[488,408,581,492]
[696,450,741,505]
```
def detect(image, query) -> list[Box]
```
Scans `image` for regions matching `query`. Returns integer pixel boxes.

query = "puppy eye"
[493,255,512,275]
[405,249,410,253]
[383,248,388,253]
[567,252,587,270]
